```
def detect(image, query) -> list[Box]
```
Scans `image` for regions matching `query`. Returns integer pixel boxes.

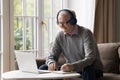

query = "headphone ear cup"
[69,17,77,25]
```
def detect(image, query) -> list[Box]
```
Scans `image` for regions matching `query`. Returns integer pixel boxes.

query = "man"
[40,9,103,80]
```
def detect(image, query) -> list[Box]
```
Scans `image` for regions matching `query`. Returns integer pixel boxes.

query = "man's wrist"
[48,61,55,66]
[70,64,74,71]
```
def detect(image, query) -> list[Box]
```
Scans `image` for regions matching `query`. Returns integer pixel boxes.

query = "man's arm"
[72,29,98,72]
[46,32,63,70]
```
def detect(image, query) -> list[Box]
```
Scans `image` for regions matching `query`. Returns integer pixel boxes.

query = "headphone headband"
[56,9,77,25]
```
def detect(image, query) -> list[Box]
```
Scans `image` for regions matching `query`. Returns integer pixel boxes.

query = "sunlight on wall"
[68,0,95,32]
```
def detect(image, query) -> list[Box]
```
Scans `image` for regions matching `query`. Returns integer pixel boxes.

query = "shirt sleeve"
[72,29,98,72]
[46,32,62,66]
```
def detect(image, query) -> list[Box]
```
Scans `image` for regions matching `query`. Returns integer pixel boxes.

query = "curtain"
[94,0,115,43]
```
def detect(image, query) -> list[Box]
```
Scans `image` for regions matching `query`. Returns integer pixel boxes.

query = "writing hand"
[60,63,74,72]
[48,62,58,71]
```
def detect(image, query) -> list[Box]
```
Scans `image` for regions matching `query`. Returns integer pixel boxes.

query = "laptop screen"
[15,51,39,73]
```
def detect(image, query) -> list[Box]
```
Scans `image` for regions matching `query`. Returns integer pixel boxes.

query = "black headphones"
[56,9,77,25]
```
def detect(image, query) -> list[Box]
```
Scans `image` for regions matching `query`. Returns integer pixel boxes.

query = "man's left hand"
[60,63,74,72]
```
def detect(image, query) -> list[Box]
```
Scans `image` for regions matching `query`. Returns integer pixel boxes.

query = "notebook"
[15,51,51,74]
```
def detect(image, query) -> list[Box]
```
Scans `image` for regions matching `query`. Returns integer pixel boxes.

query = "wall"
[68,0,120,42]
[67,0,95,32]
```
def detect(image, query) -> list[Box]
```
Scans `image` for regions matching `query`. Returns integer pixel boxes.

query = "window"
[0,0,2,78]
[1,0,95,75]
[14,0,38,51]
[0,0,1,51]
[68,0,95,32]
[14,0,63,58]
[43,0,63,57]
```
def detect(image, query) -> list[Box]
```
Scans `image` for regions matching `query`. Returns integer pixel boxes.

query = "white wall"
[67,0,95,32]
[67,0,120,42]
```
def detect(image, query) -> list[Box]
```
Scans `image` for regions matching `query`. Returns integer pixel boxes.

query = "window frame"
[0,0,2,78]
[1,0,68,74]
[0,0,2,51]
[13,0,67,58]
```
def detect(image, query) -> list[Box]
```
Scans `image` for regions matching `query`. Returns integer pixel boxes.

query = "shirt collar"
[71,25,78,36]
[64,25,78,36]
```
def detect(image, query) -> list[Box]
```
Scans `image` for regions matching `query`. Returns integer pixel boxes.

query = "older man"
[39,9,103,80]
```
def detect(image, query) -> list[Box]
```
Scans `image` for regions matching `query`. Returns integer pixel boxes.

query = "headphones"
[56,9,77,25]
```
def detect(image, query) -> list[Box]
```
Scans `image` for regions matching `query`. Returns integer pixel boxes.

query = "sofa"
[36,42,120,80]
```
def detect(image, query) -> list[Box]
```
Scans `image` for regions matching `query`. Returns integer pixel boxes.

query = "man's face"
[57,11,73,34]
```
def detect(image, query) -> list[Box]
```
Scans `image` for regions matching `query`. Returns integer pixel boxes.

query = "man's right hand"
[48,62,58,71]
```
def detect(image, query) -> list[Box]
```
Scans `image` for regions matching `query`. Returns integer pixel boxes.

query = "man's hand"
[48,62,58,71]
[60,63,74,72]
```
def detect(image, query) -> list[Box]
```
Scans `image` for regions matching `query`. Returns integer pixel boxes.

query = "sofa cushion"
[98,43,120,73]
[118,47,120,73]
[36,58,46,68]
[98,73,120,80]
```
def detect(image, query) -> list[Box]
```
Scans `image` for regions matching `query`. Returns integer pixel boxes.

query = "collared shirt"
[71,25,78,36]
[64,25,78,36]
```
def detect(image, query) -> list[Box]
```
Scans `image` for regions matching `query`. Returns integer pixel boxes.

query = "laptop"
[15,51,51,74]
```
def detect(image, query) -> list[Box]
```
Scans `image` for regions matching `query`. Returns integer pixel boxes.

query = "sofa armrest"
[118,47,120,73]
[98,42,120,73]
[36,58,46,68]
